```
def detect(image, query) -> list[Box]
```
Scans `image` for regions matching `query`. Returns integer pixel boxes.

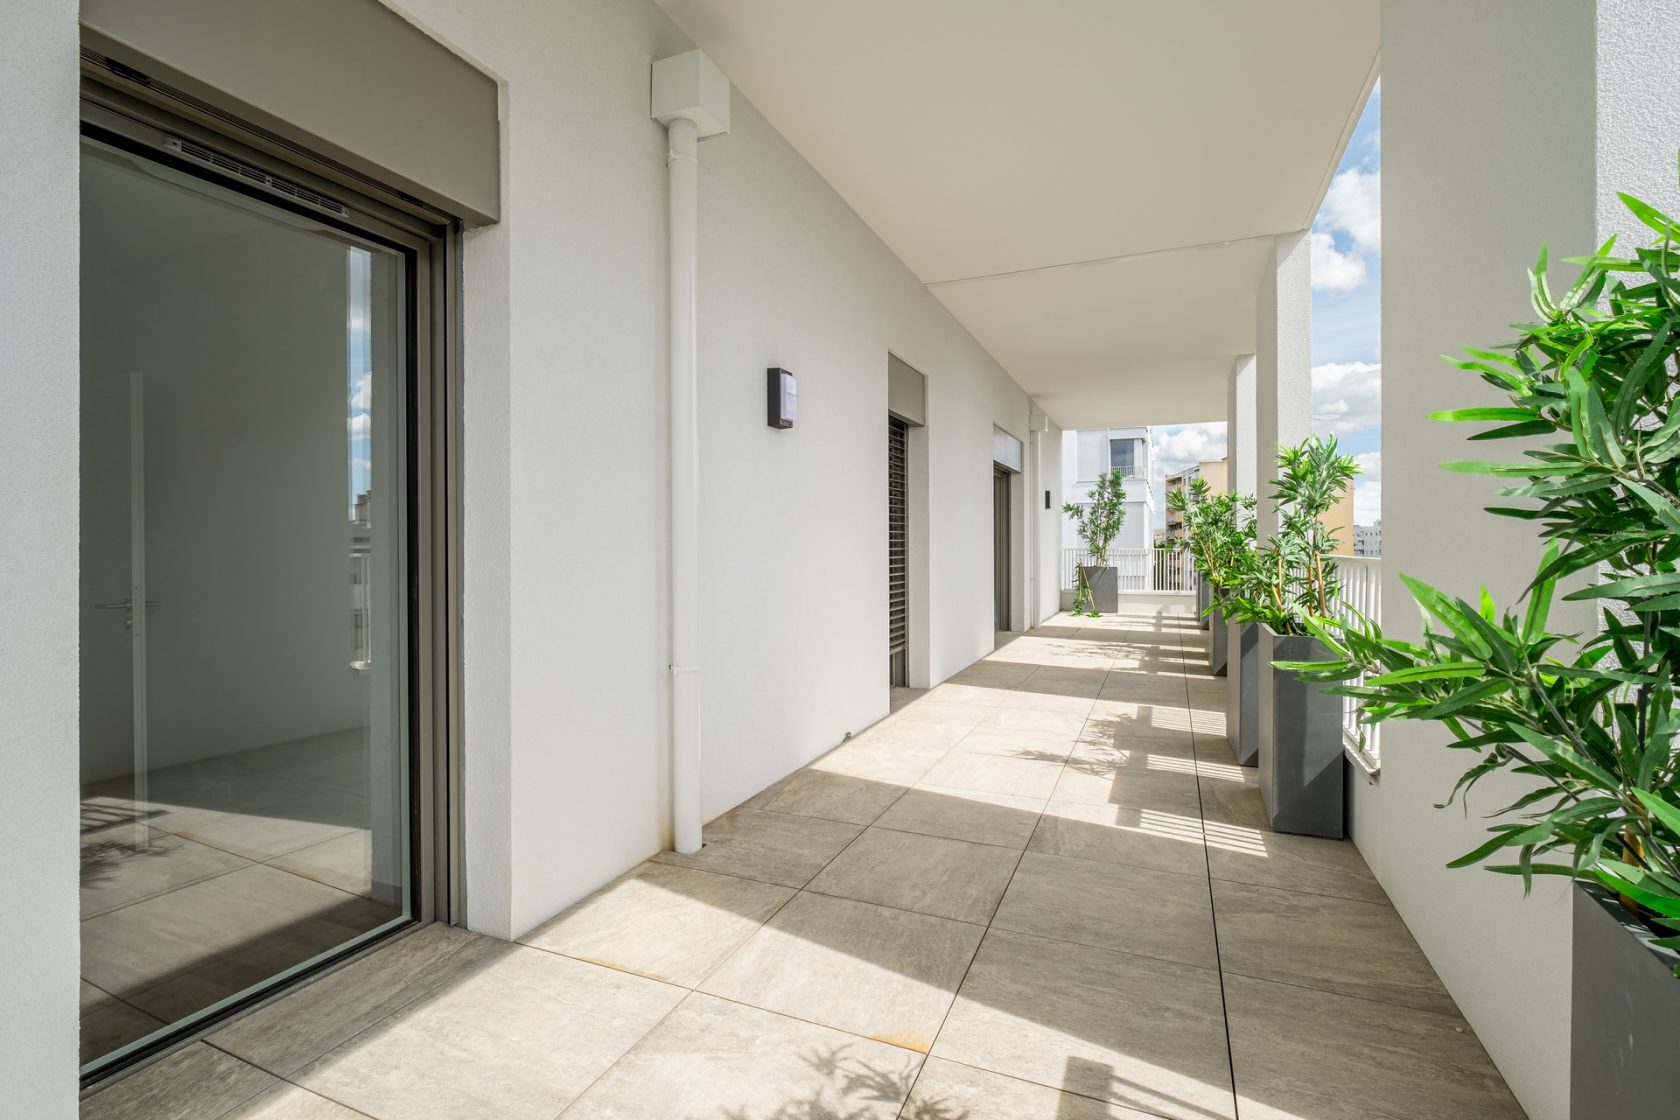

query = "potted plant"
[1294,183,1680,1111]
[1172,479,1255,677]
[1063,469,1127,615]
[1226,435,1358,835]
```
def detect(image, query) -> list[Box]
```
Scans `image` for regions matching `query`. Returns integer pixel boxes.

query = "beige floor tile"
[176,797,363,863]
[81,1043,275,1120]
[978,706,1091,738]
[1196,776,1271,831]
[295,945,684,1120]
[1014,667,1109,699]
[1224,974,1525,1120]
[751,767,907,825]
[948,726,1076,762]
[652,808,861,888]
[267,829,375,897]
[1029,801,1207,875]
[905,1057,1164,1119]
[564,993,923,1119]
[1050,764,1202,815]
[991,852,1216,968]
[920,682,1008,708]
[948,661,1038,688]
[521,861,792,986]
[79,980,167,1066]
[918,752,1063,799]
[873,785,1045,849]
[1207,828,1387,903]
[1096,673,1187,705]
[82,863,395,1006]
[223,1083,371,1119]
[933,929,1234,1120]
[211,924,507,1076]
[808,827,1020,923]
[698,891,983,1052]
[1212,880,1457,1013]
[80,825,252,918]
[887,700,1000,728]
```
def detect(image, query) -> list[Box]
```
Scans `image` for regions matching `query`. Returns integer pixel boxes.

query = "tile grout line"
[1181,605,1244,1120]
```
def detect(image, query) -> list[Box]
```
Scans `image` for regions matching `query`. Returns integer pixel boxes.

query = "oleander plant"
[1292,182,1680,964]
[1169,476,1257,612]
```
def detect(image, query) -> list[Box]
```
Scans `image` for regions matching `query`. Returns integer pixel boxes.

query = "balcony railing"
[1330,554,1381,773]
[1060,547,1198,593]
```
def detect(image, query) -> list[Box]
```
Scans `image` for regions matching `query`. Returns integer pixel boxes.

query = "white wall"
[0,0,80,1115]
[1030,412,1063,625]
[394,0,1031,938]
[1360,3,1638,1116]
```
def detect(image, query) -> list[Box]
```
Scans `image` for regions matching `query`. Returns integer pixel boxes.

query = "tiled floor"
[79,731,402,1066]
[82,596,1527,1119]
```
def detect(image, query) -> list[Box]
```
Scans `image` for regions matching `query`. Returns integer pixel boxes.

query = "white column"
[1364,3,1680,1117]
[1226,354,1256,497]
[1254,232,1311,540]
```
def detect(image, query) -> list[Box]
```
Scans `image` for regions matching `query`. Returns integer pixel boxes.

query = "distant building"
[1355,519,1382,557]
[1163,458,1228,541]
[1061,426,1155,552]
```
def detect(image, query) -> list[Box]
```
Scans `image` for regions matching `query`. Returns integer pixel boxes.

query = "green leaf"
[1633,789,1680,840]
[1429,407,1537,423]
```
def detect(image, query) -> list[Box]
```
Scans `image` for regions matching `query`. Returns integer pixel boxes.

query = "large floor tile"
[905,1057,1163,1120]
[750,767,907,825]
[652,808,861,888]
[933,929,1234,1120]
[1224,974,1525,1119]
[698,891,982,1052]
[563,993,922,1119]
[978,706,1092,739]
[1196,776,1271,831]
[266,829,376,897]
[1212,880,1457,1014]
[873,785,1045,849]
[80,980,166,1066]
[81,1043,275,1120]
[295,945,684,1120]
[1207,827,1387,903]
[211,923,497,1077]
[807,827,1020,924]
[947,726,1076,762]
[82,863,396,1012]
[918,752,1063,799]
[991,852,1216,968]
[223,1083,371,1119]
[176,790,365,863]
[1050,764,1202,815]
[1029,801,1207,876]
[80,825,252,918]
[521,860,792,986]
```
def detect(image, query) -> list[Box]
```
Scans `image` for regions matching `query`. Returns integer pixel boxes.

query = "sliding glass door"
[78,132,418,1074]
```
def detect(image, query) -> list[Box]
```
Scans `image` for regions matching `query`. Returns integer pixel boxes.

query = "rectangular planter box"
[1196,579,1211,629]
[1573,882,1680,1115]
[1208,605,1228,677]
[1226,622,1258,766]
[1079,565,1119,613]
[1256,625,1344,837]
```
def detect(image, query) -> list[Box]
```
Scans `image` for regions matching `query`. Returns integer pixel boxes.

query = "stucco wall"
[0,0,81,1115]
[1360,3,1625,1116]
[392,0,1032,938]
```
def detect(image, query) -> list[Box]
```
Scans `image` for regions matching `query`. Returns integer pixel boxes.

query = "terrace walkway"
[83,596,1525,1120]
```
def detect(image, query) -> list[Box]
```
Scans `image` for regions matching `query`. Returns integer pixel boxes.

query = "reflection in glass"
[77,138,409,1072]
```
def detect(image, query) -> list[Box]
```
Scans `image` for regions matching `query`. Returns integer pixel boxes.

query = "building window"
[1110,438,1142,477]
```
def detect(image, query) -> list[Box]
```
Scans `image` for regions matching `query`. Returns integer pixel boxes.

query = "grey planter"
[1572,882,1680,1115]
[1078,565,1119,613]
[1226,622,1259,766]
[1256,626,1345,837]
[1208,606,1228,677]
[1196,580,1211,629]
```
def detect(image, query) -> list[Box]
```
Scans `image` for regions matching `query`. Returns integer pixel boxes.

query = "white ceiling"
[655,0,1379,429]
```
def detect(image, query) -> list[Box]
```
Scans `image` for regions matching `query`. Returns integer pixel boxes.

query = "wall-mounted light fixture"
[767,367,796,429]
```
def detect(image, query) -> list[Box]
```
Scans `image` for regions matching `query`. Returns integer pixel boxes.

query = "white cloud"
[1350,451,1381,524]
[1310,166,1381,292]
[1312,361,1381,437]
[349,370,371,411]
[348,412,371,439]
[1150,422,1228,525]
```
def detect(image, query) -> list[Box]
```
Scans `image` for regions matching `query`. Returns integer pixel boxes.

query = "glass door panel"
[78,136,412,1073]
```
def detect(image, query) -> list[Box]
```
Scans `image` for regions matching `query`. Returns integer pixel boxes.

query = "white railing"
[1330,554,1381,772]
[1060,547,1198,593]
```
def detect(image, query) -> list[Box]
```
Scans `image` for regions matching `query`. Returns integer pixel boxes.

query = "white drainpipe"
[652,52,730,854]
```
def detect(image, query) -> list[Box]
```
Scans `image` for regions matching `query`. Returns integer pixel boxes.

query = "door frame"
[77,59,463,1088]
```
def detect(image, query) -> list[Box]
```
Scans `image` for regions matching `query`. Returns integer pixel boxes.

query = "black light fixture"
[766,367,796,429]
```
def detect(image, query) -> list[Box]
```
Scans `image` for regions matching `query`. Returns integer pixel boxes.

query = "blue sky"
[1150,83,1382,526]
